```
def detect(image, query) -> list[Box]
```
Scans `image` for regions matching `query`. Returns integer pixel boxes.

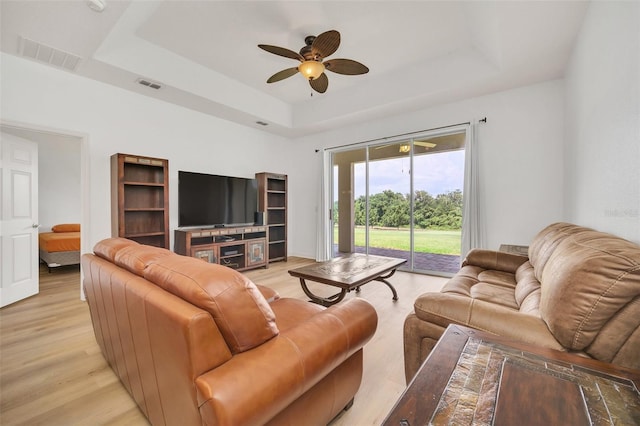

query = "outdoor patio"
[335,246,461,275]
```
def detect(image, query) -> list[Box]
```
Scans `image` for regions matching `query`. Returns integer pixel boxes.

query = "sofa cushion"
[441,265,518,310]
[462,249,528,273]
[114,244,175,276]
[514,262,541,315]
[93,237,139,262]
[528,222,586,282]
[412,292,564,351]
[540,228,640,352]
[145,256,279,353]
[255,285,280,304]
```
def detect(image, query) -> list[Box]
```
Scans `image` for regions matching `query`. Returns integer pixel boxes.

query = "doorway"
[1,121,87,304]
[330,128,466,275]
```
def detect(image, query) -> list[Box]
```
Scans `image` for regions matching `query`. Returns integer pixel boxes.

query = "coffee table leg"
[374,269,399,301]
[299,278,347,307]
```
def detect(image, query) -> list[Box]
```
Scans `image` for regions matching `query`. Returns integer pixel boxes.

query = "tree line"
[335,189,463,230]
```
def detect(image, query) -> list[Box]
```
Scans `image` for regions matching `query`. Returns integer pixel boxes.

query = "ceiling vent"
[18,36,81,72]
[137,78,162,90]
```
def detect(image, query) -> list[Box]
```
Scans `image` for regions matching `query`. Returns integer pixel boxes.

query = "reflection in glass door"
[331,130,466,275]
[332,147,366,257]
[363,141,412,266]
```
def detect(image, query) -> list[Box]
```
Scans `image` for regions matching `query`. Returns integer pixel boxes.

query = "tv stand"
[174,225,268,271]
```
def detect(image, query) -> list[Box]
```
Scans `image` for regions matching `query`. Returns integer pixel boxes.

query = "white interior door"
[1,133,39,308]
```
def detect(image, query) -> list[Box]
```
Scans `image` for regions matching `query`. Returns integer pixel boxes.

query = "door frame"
[1,119,90,301]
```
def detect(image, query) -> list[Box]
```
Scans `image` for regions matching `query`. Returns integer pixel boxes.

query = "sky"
[345,150,465,198]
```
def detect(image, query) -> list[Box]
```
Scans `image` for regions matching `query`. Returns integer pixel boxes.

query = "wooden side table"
[498,244,529,256]
[383,325,640,425]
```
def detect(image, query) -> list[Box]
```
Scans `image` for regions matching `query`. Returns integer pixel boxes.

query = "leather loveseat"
[404,222,640,383]
[82,238,378,425]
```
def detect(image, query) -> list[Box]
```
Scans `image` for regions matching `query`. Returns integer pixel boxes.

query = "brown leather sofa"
[404,222,640,383]
[82,238,378,425]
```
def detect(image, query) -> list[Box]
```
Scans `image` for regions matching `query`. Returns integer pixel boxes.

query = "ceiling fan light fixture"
[86,0,106,12]
[298,60,325,80]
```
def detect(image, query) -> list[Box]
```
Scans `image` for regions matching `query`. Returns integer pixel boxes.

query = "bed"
[39,223,81,272]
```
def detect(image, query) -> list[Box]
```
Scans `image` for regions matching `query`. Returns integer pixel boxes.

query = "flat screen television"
[178,171,258,228]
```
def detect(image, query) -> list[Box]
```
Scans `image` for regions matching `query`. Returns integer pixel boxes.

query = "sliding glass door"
[330,129,466,275]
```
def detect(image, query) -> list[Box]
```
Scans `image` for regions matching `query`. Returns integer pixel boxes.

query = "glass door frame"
[328,125,468,276]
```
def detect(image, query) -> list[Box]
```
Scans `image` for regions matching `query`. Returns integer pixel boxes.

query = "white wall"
[2,49,566,261]
[37,135,81,232]
[290,80,566,257]
[1,53,293,252]
[564,1,640,243]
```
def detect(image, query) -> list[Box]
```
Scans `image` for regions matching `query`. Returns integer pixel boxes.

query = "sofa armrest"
[413,292,564,351]
[462,248,528,273]
[195,298,377,426]
[255,284,279,303]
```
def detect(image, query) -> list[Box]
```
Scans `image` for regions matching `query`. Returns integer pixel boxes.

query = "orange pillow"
[52,223,80,232]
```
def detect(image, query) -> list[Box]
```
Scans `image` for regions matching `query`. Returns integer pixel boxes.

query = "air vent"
[18,36,81,71]
[136,78,162,90]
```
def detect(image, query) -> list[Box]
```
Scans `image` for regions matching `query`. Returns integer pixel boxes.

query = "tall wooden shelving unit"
[256,172,287,263]
[111,153,169,248]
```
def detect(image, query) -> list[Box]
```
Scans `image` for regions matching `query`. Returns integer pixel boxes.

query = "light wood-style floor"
[0,259,446,425]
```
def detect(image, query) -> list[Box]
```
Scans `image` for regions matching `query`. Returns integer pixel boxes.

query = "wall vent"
[18,36,81,72]
[137,78,162,90]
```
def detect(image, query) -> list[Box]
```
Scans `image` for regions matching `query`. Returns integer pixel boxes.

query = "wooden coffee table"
[288,253,406,307]
[383,324,640,425]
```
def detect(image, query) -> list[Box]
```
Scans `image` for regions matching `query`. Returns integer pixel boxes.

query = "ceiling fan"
[258,30,369,94]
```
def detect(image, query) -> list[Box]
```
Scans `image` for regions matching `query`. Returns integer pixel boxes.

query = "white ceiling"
[0,1,589,137]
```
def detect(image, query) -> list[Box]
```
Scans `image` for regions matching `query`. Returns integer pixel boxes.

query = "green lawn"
[335,226,461,255]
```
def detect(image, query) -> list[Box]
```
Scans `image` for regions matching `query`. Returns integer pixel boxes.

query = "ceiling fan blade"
[309,73,328,93]
[266,67,299,83]
[311,30,340,58]
[258,44,304,62]
[324,59,369,75]
[415,141,437,148]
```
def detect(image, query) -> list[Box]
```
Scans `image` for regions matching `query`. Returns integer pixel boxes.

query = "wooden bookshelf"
[111,153,169,248]
[256,172,287,263]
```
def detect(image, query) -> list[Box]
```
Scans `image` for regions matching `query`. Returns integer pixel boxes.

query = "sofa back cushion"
[528,222,586,282]
[94,237,139,262]
[94,238,176,277]
[145,256,279,354]
[539,228,640,359]
[113,244,175,276]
